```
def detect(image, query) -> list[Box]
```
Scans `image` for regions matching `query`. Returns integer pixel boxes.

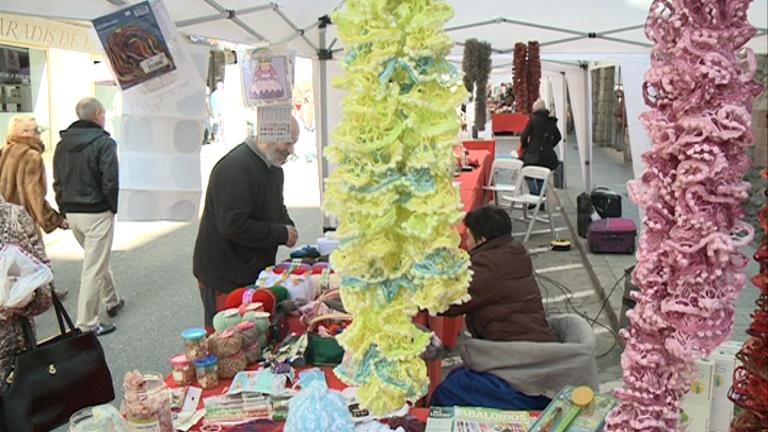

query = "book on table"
[426,406,533,432]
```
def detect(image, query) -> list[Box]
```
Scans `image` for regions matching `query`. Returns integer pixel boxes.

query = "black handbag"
[0,291,115,432]
[590,186,623,218]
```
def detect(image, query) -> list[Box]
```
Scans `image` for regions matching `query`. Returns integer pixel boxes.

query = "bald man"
[193,117,299,327]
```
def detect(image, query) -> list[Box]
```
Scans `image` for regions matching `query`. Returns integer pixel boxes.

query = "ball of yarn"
[208,328,243,358]
[239,302,264,317]
[243,342,261,365]
[246,289,277,314]
[243,311,271,335]
[212,308,243,332]
[236,320,260,347]
[217,351,247,379]
[269,286,290,304]
[225,287,247,310]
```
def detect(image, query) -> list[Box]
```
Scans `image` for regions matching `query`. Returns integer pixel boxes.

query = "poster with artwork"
[93,0,178,91]
[240,48,293,107]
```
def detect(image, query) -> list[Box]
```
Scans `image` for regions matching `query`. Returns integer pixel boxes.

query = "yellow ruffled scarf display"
[325,0,471,415]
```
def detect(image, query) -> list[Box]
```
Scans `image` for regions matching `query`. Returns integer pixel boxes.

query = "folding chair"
[482,158,524,204]
[501,165,556,243]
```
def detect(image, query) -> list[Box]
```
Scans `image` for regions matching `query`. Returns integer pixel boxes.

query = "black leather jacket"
[53,121,119,215]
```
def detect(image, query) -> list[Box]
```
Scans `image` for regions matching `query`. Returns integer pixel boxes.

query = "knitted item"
[208,328,244,358]
[605,1,763,430]
[284,371,353,432]
[217,351,247,379]
[326,0,471,415]
[212,308,243,332]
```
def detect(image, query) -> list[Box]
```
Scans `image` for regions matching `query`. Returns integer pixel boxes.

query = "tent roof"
[1,0,766,58]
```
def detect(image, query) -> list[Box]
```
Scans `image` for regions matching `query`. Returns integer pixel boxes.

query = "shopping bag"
[0,244,53,309]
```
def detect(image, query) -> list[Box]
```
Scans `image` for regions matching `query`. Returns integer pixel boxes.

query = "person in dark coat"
[193,117,300,328]
[443,205,557,343]
[433,205,559,410]
[519,99,562,195]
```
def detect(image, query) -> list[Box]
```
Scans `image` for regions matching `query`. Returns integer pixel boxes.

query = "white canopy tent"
[2,0,766,213]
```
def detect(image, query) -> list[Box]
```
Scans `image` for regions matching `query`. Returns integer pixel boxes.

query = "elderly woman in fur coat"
[0,115,68,234]
[1,115,69,298]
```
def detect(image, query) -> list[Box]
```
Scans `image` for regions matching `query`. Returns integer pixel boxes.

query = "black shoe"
[107,299,125,318]
[93,323,116,336]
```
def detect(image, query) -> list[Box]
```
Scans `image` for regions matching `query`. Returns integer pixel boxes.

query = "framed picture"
[240,48,293,107]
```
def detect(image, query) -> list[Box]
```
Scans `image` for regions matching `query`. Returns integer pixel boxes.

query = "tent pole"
[175,4,273,27]
[561,71,568,189]
[317,15,333,229]
[584,64,592,191]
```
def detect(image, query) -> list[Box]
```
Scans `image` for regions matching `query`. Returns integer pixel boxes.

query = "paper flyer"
[257,104,294,143]
[240,48,294,107]
[93,0,177,90]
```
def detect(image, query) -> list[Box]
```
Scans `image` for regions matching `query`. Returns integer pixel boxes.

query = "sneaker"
[93,323,116,337]
[53,288,69,300]
[107,299,125,318]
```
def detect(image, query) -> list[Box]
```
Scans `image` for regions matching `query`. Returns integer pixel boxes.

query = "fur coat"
[0,136,64,233]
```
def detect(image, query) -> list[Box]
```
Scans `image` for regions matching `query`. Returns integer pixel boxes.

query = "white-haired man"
[193,117,299,328]
[53,97,122,336]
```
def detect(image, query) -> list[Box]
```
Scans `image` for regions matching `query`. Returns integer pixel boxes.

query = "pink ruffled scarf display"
[605,1,764,430]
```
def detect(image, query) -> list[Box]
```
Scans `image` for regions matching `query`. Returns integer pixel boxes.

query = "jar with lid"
[169,354,195,386]
[69,404,129,432]
[181,328,207,361]
[121,371,173,432]
[194,355,219,389]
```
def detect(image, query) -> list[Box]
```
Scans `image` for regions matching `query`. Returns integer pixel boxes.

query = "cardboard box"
[709,351,737,432]
[681,359,715,432]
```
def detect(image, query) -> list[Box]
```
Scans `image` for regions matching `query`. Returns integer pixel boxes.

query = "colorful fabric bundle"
[208,328,244,358]
[605,0,763,430]
[326,0,471,415]
[284,369,354,432]
[217,351,247,379]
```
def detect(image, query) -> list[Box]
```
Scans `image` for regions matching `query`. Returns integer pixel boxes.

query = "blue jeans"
[526,177,545,195]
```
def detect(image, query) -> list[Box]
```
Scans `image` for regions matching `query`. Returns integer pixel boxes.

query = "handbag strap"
[51,288,76,334]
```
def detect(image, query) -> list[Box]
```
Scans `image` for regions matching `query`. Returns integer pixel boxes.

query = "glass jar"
[194,355,219,389]
[69,404,129,432]
[181,328,207,361]
[169,354,194,386]
[122,372,173,432]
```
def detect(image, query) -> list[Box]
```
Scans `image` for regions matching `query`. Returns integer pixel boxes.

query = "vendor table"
[169,364,429,431]
[433,148,494,350]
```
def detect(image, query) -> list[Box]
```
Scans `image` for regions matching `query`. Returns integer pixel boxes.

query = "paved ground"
[32,130,761,429]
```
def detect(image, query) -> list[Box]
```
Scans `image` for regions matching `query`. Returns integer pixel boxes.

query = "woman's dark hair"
[464,205,512,242]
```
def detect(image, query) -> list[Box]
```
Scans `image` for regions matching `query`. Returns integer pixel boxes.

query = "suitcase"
[588,218,637,254]
[591,187,622,218]
[577,192,593,238]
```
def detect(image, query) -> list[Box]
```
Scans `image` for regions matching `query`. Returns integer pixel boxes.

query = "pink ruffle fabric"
[605,1,763,431]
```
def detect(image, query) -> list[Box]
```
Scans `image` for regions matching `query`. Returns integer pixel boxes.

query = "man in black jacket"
[53,97,121,336]
[193,117,300,328]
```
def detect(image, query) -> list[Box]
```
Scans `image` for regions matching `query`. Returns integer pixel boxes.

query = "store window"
[0,43,50,150]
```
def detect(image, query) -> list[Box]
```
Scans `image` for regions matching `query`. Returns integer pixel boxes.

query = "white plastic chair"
[501,165,556,243]
[483,158,524,204]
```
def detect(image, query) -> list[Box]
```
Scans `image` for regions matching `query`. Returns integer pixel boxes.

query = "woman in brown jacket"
[0,115,68,234]
[444,205,557,343]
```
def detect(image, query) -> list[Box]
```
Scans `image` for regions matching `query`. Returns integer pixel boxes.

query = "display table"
[429,149,494,350]
[168,367,429,431]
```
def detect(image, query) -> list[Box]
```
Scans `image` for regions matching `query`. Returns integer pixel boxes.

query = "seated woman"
[0,194,53,378]
[443,205,557,343]
[432,206,596,410]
